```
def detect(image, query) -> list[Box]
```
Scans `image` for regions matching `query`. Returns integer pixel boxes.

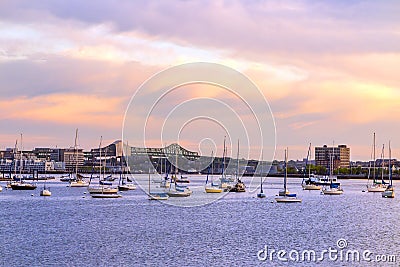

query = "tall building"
[315,145,350,170]
[63,148,84,172]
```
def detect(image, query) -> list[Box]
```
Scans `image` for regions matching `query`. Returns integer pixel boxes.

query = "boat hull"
[118,184,137,191]
[148,193,169,200]
[69,181,89,187]
[166,191,191,197]
[322,189,343,195]
[10,183,37,190]
[257,193,266,198]
[91,193,122,198]
[205,187,223,193]
[228,181,246,192]
[382,189,395,198]
[40,189,51,196]
[367,184,386,192]
[275,197,302,203]
[88,187,118,194]
[302,184,322,190]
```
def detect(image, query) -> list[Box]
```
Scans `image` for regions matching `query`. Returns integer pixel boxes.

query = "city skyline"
[0,1,399,161]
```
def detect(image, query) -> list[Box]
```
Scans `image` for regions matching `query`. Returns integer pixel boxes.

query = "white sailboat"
[148,171,169,200]
[275,148,302,203]
[205,151,223,193]
[219,137,234,190]
[88,136,119,196]
[257,153,266,198]
[367,133,386,192]
[321,149,343,195]
[228,139,246,192]
[40,184,51,196]
[159,158,171,188]
[69,129,89,187]
[302,143,322,190]
[118,141,136,191]
[382,141,395,198]
[166,144,192,197]
[11,134,37,190]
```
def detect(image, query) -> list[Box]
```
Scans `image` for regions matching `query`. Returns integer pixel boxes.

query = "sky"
[0,0,399,161]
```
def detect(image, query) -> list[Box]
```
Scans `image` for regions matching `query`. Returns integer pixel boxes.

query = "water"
[1,176,399,266]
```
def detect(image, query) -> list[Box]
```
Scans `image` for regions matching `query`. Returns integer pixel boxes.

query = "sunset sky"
[0,0,399,161]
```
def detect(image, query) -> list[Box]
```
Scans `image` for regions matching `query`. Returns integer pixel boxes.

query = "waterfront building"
[315,144,350,170]
[63,148,84,172]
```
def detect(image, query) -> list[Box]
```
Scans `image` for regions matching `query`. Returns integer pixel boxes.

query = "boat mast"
[309,144,312,178]
[236,139,240,182]
[74,129,79,179]
[13,139,18,177]
[175,144,178,176]
[126,141,130,177]
[99,136,102,183]
[389,141,392,186]
[19,134,23,180]
[284,148,288,192]
[222,136,226,179]
[373,133,376,182]
[148,168,151,195]
[381,144,385,182]
[303,143,311,181]
[260,152,264,193]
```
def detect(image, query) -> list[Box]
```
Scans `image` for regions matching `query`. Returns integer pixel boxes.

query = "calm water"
[1,175,399,266]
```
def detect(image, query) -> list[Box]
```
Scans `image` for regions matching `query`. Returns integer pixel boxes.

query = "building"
[315,144,350,170]
[63,148,84,171]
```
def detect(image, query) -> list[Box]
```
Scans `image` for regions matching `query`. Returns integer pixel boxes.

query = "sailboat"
[228,139,246,192]
[40,166,51,196]
[88,136,119,196]
[11,134,37,190]
[159,158,171,188]
[382,141,395,198]
[69,129,89,187]
[321,148,343,195]
[118,173,137,191]
[118,142,136,191]
[219,137,234,190]
[275,148,301,203]
[40,184,51,196]
[368,135,387,192]
[257,155,266,198]
[302,143,322,190]
[166,144,192,197]
[148,171,169,200]
[205,151,223,193]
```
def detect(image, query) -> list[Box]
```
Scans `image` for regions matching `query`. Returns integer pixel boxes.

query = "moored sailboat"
[382,141,395,198]
[275,148,301,203]
[257,152,266,198]
[302,143,322,190]
[148,171,169,200]
[321,150,343,195]
[205,151,223,193]
[228,139,246,193]
[40,184,51,196]
[88,136,119,196]
[68,129,89,187]
[11,134,37,191]
[367,133,386,192]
